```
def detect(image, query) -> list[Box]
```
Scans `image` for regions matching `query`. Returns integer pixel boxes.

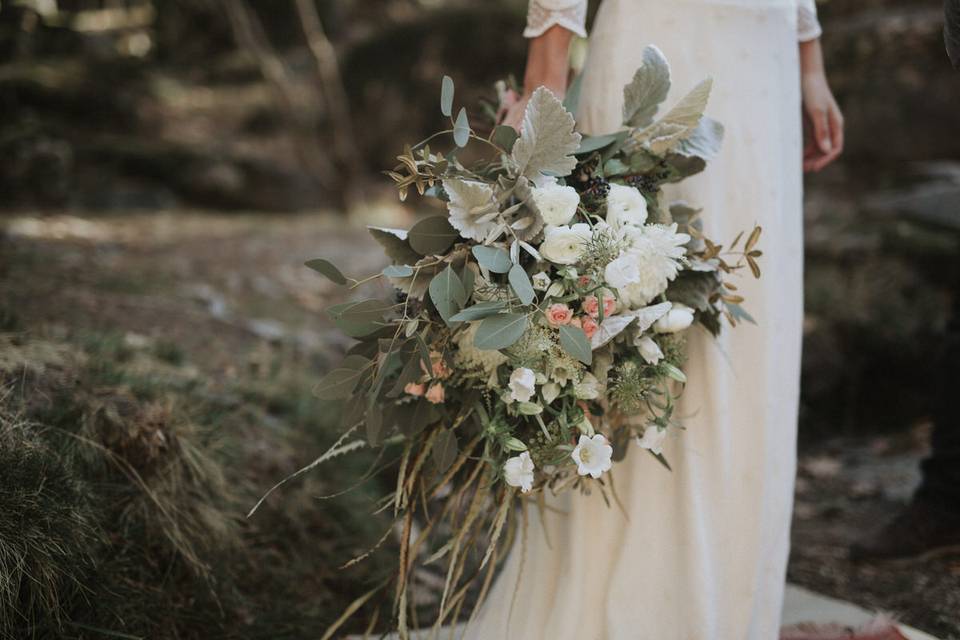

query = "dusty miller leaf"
[635,77,713,156]
[622,45,671,128]
[510,87,581,180]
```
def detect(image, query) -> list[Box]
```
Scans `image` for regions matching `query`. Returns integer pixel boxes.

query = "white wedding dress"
[464,1,820,638]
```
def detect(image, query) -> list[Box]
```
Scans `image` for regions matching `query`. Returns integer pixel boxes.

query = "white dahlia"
[615,224,690,308]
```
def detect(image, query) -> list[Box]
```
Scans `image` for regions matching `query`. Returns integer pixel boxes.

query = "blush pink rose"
[569,317,583,329]
[425,383,445,404]
[545,303,573,326]
[405,382,426,397]
[578,275,592,287]
[583,295,617,318]
[580,316,599,339]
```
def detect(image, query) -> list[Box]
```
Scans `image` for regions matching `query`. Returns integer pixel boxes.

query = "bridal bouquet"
[263,46,761,636]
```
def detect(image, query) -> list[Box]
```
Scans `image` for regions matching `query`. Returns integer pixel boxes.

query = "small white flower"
[540,224,591,265]
[503,452,535,492]
[573,372,602,400]
[508,367,537,403]
[541,382,561,405]
[606,183,648,228]
[571,434,613,478]
[637,426,668,455]
[634,335,664,364]
[654,303,695,333]
[531,183,580,226]
[531,271,551,291]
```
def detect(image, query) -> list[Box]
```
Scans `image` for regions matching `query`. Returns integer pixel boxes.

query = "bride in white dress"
[465,1,844,638]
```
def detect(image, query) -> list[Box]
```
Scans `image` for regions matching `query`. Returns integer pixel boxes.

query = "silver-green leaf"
[453,107,470,148]
[510,87,581,180]
[622,45,671,128]
[429,265,467,324]
[558,324,592,365]
[305,258,347,285]
[315,367,363,400]
[408,216,458,255]
[440,75,454,117]
[508,264,535,305]
[473,313,528,350]
[472,245,512,273]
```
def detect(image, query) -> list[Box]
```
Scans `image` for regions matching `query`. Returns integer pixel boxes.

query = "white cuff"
[524,0,588,39]
[798,0,823,41]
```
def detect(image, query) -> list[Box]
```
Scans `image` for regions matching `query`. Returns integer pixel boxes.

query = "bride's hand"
[800,39,844,172]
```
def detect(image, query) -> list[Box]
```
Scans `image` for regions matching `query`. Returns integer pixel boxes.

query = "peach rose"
[582,295,616,318]
[425,383,445,404]
[545,303,573,326]
[421,351,451,379]
[580,316,599,339]
[405,382,426,397]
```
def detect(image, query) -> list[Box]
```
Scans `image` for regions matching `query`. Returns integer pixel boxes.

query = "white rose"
[604,252,641,289]
[637,426,668,455]
[503,451,535,492]
[540,225,590,265]
[606,183,648,228]
[531,183,580,226]
[634,335,664,364]
[571,434,613,478]
[653,303,695,333]
[508,367,537,403]
[573,372,602,400]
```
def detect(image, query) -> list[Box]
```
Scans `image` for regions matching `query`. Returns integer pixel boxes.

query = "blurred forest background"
[1,0,958,638]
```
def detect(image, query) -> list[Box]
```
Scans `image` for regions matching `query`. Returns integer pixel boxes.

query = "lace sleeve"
[524,0,588,39]
[797,0,823,42]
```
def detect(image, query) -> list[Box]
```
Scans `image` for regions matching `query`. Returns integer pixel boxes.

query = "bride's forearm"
[799,37,825,79]
[523,25,574,96]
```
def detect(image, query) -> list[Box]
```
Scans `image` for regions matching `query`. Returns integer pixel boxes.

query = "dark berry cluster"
[627,168,672,194]
[574,174,610,203]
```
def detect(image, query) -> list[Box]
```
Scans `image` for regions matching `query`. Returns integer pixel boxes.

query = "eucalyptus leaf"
[471,246,512,273]
[432,428,459,472]
[305,258,347,285]
[365,402,384,446]
[622,45,671,128]
[558,324,592,365]
[440,75,455,117]
[577,132,623,155]
[408,216,458,255]
[367,226,422,265]
[603,158,630,177]
[429,265,467,324]
[563,69,583,114]
[511,86,581,180]
[315,367,363,400]
[453,107,470,148]
[449,300,508,322]
[508,264,535,305]
[492,125,518,153]
[383,264,414,278]
[473,313,528,350]
[328,299,392,337]
[399,399,441,437]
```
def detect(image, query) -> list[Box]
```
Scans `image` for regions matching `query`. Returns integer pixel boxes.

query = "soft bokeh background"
[1,0,958,637]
